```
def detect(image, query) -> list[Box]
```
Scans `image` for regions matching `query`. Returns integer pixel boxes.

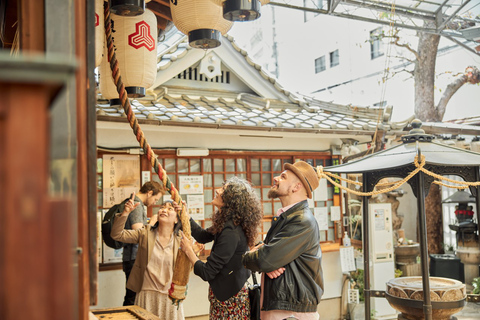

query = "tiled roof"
[97,92,408,133]
[97,31,411,134]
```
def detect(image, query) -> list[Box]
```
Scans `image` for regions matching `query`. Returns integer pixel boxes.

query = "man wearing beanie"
[242,160,324,320]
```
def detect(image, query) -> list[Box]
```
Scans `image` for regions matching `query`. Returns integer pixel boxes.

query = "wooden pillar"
[0,55,76,320]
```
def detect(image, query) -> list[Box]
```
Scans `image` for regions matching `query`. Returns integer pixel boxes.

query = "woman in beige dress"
[111,198,191,319]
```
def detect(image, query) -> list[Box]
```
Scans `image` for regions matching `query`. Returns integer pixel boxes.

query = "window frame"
[315,55,326,74]
[329,49,340,68]
[97,150,343,269]
[370,27,384,60]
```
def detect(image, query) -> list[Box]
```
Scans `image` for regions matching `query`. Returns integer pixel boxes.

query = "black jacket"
[242,200,324,312]
[190,218,250,301]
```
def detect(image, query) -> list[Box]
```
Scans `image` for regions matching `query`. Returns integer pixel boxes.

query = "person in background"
[112,199,192,319]
[180,176,263,319]
[121,181,164,306]
[242,161,324,320]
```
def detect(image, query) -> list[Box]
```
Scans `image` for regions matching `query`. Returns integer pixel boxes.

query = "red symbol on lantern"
[95,13,99,27]
[128,21,155,52]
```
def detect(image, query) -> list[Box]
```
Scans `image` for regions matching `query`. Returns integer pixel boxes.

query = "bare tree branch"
[436,66,480,120]
[392,35,420,61]
[436,75,468,120]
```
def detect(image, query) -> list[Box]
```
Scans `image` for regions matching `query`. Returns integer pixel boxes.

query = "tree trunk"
[413,29,443,254]
[414,30,440,122]
[424,184,443,254]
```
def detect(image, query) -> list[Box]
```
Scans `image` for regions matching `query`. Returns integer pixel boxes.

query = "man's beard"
[268,186,288,199]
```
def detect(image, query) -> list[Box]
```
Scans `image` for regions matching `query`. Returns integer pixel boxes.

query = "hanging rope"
[317,154,480,197]
[103,2,191,305]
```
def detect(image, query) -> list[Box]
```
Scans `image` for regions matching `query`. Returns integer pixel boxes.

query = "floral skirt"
[135,290,184,320]
[208,285,250,319]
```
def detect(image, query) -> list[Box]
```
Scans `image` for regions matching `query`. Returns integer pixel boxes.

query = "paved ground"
[455,301,480,320]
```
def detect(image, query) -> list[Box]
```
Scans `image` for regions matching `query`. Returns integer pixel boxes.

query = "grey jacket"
[242,200,324,313]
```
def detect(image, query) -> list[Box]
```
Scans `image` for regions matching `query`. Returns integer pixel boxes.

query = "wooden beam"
[147,1,172,21]
[153,0,171,7]
[18,0,45,52]
[155,13,168,30]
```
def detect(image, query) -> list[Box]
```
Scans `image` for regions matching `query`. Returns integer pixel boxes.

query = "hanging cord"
[103,2,191,305]
[317,154,480,197]
[367,2,396,156]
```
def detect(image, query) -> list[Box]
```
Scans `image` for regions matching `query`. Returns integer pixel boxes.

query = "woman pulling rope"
[103,2,191,305]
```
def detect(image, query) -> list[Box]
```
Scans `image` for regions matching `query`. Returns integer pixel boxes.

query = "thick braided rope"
[103,3,191,237]
[319,154,480,194]
[103,2,191,304]
[316,155,426,196]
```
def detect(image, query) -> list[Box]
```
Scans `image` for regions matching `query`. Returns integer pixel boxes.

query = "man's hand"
[266,267,285,279]
[249,241,264,253]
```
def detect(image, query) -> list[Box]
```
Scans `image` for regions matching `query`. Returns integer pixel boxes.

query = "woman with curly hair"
[180,176,263,319]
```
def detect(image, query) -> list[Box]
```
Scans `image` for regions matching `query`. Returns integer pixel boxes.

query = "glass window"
[262,159,270,171]
[370,27,384,60]
[214,174,224,187]
[314,56,326,73]
[99,152,337,244]
[190,158,200,172]
[251,173,261,186]
[272,159,282,171]
[203,158,212,172]
[226,159,235,172]
[262,173,271,186]
[97,175,102,190]
[165,158,176,172]
[262,187,271,201]
[204,205,213,219]
[178,158,188,173]
[237,159,246,172]
[330,49,339,68]
[204,189,213,203]
[251,159,260,172]
[97,158,103,173]
[214,159,224,172]
[204,174,212,187]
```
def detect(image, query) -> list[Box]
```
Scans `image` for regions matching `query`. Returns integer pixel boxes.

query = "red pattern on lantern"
[128,21,155,51]
[95,13,99,27]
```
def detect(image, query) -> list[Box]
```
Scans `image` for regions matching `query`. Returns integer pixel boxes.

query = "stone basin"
[386,276,466,320]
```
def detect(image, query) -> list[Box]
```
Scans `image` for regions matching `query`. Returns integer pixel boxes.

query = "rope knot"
[316,165,324,180]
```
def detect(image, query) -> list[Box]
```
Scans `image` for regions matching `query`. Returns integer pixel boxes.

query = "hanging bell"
[110,0,145,16]
[223,0,261,21]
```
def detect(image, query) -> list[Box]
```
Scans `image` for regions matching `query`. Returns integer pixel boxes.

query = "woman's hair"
[210,177,263,247]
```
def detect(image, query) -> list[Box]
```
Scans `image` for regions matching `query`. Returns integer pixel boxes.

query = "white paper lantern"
[95,0,105,67]
[99,9,157,99]
[171,0,233,49]
[99,49,119,104]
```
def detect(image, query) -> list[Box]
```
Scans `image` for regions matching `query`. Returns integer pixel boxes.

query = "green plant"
[350,269,365,302]
[441,242,454,253]
[473,277,480,294]
[395,269,403,278]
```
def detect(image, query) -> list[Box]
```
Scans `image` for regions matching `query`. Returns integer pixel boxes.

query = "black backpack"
[101,198,130,249]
